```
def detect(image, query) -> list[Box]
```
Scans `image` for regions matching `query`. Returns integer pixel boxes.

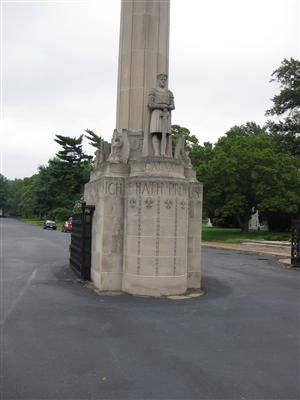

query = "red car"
[61,217,72,233]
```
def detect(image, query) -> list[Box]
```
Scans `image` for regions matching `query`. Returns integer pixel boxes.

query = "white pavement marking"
[0,268,37,326]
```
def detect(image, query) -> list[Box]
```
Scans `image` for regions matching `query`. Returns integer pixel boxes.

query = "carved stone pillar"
[84,0,203,297]
[122,163,189,296]
[116,0,170,133]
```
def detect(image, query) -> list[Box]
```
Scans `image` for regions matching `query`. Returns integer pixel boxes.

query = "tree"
[266,58,300,116]
[266,58,300,157]
[84,129,104,150]
[0,174,8,214]
[198,123,300,231]
[54,134,93,201]
[266,112,300,158]
[6,179,25,216]
[189,141,214,169]
[55,134,92,164]
[171,124,199,150]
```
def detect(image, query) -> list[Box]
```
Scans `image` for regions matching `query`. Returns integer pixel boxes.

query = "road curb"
[202,241,289,257]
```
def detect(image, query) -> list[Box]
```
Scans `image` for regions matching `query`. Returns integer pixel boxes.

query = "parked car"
[43,220,57,230]
[62,217,72,233]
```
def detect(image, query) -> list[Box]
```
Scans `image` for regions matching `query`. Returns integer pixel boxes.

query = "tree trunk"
[238,216,249,233]
[241,222,249,233]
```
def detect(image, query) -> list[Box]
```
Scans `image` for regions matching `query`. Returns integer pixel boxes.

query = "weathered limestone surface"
[85,164,128,291]
[123,173,189,296]
[187,181,203,289]
[85,158,203,296]
[116,0,169,133]
[84,0,203,296]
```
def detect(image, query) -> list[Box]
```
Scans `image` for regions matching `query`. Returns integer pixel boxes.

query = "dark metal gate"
[70,202,95,280]
[291,219,300,267]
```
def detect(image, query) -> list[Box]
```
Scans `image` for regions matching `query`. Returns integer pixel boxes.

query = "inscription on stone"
[168,183,187,196]
[127,181,188,197]
[105,181,124,196]
[145,162,177,173]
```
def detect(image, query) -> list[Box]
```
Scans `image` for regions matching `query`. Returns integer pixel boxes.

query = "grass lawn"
[202,226,290,243]
[20,218,44,227]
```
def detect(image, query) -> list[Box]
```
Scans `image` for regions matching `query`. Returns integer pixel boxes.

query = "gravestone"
[84,0,203,296]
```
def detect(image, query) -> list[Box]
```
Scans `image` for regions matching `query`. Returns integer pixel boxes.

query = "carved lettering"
[127,181,188,197]
[105,181,124,196]
[141,183,150,195]
[145,162,177,173]
[169,183,187,196]
[134,182,164,196]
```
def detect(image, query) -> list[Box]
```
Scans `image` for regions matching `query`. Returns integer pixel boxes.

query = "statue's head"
[157,73,168,88]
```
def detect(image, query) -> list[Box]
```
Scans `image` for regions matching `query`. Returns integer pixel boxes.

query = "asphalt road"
[1,218,299,400]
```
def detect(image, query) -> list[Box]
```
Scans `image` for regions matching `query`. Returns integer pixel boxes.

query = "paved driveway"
[1,218,299,400]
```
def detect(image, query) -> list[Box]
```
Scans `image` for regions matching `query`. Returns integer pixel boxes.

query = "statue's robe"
[149,88,174,135]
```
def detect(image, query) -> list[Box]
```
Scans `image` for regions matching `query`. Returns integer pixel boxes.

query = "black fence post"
[291,219,300,267]
[69,202,95,280]
[82,204,95,280]
[81,201,86,279]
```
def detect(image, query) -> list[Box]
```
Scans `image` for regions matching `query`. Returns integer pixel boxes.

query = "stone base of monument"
[84,157,202,297]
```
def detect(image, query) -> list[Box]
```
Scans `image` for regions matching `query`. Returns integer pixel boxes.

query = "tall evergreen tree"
[84,129,104,150]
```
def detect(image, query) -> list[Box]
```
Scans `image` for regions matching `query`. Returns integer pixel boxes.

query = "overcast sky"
[1,0,299,179]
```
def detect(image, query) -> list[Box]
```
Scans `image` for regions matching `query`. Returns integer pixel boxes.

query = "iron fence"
[291,219,300,267]
[70,202,95,279]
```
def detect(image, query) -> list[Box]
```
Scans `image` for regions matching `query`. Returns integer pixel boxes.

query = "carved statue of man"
[148,73,175,157]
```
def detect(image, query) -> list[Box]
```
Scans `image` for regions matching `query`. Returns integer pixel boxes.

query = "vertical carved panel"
[137,196,142,274]
[155,196,161,276]
[173,197,178,275]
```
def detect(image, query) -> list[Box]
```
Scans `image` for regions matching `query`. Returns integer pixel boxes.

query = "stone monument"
[84,0,203,297]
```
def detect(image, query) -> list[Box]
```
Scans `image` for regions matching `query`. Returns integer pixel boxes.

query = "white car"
[43,220,57,230]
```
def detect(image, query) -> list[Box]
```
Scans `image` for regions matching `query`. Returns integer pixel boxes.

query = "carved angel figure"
[108,130,123,163]
[174,134,192,167]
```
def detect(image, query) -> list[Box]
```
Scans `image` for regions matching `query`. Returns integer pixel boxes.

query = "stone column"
[116,0,170,133]
[187,182,203,288]
[122,173,189,297]
[84,171,128,291]
[84,0,203,296]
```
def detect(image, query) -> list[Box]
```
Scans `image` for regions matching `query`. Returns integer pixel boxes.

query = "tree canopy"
[0,174,8,213]
[266,58,300,116]
[265,58,300,157]
[196,123,300,231]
